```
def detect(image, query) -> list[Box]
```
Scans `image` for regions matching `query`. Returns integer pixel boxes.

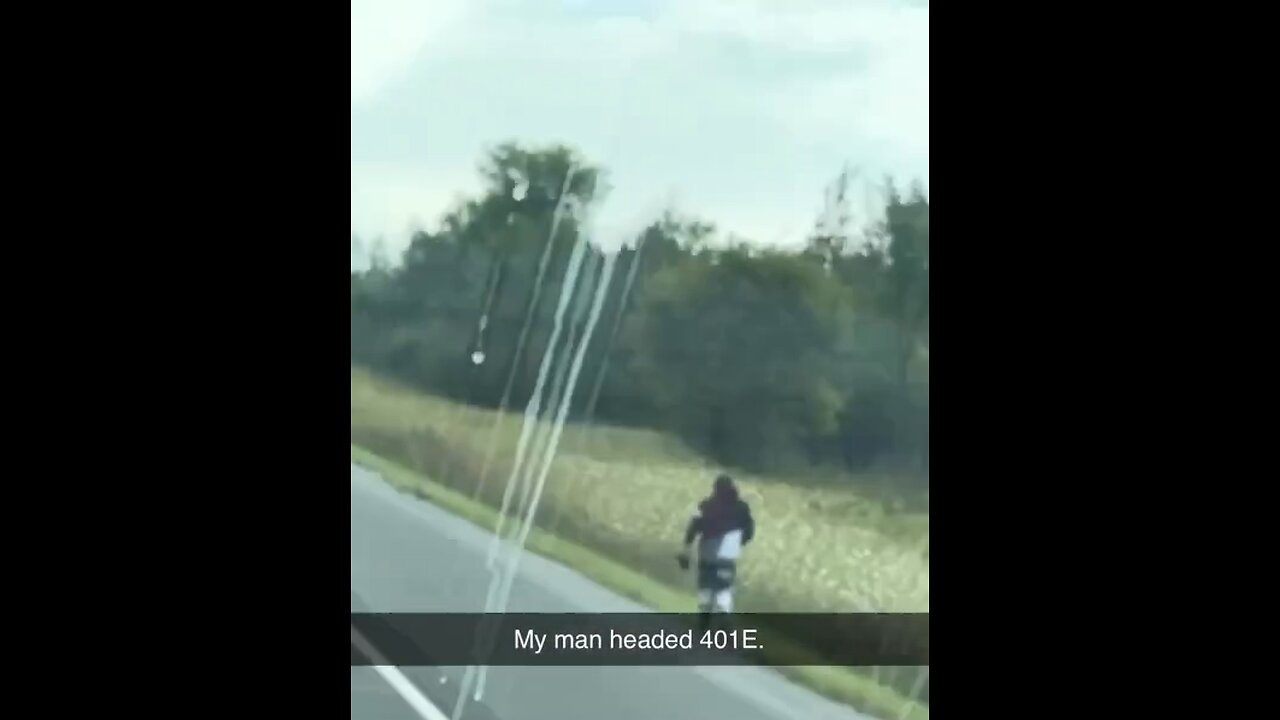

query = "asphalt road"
[350,463,879,720]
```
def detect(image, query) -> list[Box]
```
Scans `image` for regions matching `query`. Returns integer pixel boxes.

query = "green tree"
[351,141,929,486]
[623,247,850,470]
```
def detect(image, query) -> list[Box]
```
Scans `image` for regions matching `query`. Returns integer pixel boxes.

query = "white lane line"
[351,624,450,720]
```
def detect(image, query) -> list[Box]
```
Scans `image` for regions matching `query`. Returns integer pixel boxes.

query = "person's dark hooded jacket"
[684,475,754,561]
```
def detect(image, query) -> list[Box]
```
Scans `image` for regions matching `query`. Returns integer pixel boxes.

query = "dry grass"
[351,366,928,616]
[351,365,930,710]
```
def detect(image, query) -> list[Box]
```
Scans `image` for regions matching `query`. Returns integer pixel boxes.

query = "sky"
[351,0,928,258]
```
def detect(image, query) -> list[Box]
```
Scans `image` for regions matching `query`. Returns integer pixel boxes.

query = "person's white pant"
[697,587,733,613]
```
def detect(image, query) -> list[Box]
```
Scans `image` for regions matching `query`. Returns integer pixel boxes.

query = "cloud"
[351,0,928,255]
[350,0,471,104]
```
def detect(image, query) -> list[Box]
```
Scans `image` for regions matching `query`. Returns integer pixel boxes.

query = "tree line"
[351,142,929,501]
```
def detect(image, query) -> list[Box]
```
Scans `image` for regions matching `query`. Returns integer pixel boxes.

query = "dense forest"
[350,142,929,504]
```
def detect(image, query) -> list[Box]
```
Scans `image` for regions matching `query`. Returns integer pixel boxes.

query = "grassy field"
[350,366,929,712]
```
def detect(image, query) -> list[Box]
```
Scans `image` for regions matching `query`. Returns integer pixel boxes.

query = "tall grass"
[351,366,929,704]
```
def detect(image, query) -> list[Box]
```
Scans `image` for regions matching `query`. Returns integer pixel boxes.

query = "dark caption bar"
[350,613,928,667]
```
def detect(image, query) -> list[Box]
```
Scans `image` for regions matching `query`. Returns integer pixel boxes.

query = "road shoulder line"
[351,624,450,720]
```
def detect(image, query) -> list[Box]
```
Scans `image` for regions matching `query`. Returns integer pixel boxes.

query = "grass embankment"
[350,366,929,718]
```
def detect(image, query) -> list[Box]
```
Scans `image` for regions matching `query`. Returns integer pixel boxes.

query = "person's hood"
[713,483,738,501]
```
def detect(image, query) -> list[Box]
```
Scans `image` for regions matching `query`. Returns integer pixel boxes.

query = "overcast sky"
[351,0,928,256]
